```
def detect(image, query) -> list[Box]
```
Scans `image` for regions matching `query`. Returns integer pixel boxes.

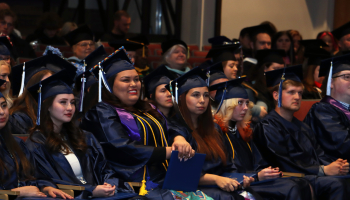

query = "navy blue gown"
[253,110,350,200]
[80,102,173,199]
[8,111,33,135]
[304,96,350,161]
[25,130,134,199]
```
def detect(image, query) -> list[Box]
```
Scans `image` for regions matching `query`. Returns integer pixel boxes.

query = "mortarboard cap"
[304,47,331,66]
[28,69,75,125]
[245,24,275,40]
[12,54,77,97]
[64,24,94,46]
[319,54,350,95]
[332,21,350,40]
[208,36,232,46]
[109,40,143,52]
[143,65,175,98]
[299,39,328,49]
[161,39,188,55]
[256,49,285,66]
[206,43,240,63]
[209,77,247,113]
[0,36,12,56]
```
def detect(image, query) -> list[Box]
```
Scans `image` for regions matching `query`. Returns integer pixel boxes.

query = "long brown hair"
[30,95,87,154]
[178,91,226,164]
[0,119,34,183]
[102,74,164,122]
[302,64,318,92]
[10,70,54,125]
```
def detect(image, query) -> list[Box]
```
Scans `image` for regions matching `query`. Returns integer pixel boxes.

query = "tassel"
[169,81,175,103]
[145,177,158,191]
[187,47,190,59]
[36,83,42,125]
[206,70,210,86]
[101,69,111,93]
[19,62,26,96]
[139,180,148,196]
[175,82,178,104]
[277,73,285,108]
[216,85,227,114]
[326,61,333,96]
[98,62,102,103]
[142,45,145,58]
[78,61,86,112]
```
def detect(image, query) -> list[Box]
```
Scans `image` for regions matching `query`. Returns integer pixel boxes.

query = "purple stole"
[321,96,350,121]
[114,107,142,142]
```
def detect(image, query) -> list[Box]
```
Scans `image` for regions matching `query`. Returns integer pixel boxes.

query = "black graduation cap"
[256,49,286,66]
[199,61,228,86]
[319,53,350,95]
[209,77,247,113]
[0,36,12,56]
[143,65,175,98]
[245,24,275,39]
[304,47,331,66]
[332,21,350,40]
[206,44,240,63]
[28,70,75,125]
[265,65,303,88]
[109,40,143,51]
[161,39,188,54]
[208,36,232,46]
[12,54,77,96]
[299,39,328,48]
[165,67,207,103]
[63,24,94,46]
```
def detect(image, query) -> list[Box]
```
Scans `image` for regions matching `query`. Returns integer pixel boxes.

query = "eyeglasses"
[0,21,13,27]
[77,42,95,48]
[332,74,350,81]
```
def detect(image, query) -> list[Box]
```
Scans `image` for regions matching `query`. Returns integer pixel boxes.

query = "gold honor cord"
[225,133,235,159]
[246,142,252,152]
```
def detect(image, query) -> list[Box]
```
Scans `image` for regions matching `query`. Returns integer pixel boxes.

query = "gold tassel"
[142,45,145,58]
[139,180,148,196]
[187,46,190,59]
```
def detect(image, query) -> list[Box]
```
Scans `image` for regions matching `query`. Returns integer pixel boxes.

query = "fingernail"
[184,158,188,162]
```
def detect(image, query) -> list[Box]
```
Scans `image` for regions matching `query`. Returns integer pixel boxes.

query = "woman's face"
[223,60,239,80]
[322,35,334,52]
[113,69,141,107]
[155,84,173,109]
[231,98,249,122]
[186,87,209,117]
[167,46,187,69]
[49,94,75,127]
[276,34,291,53]
[264,62,285,72]
[293,35,301,52]
[72,40,96,60]
[0,64,10,91]
[0,97,9,130]
[313,65,324,84]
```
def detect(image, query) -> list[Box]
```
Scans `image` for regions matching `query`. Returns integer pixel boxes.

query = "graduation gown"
[8,111,33,135]
[304,96,350,161]
[253,110,350,200]
[80,102,168,183]
[225,126,311,200]
[25,130,132,198]
[0,135,55,190]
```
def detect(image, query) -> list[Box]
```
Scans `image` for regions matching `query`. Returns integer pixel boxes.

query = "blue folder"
[162,151,206,192]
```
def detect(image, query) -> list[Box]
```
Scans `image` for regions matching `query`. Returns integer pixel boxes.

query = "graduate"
[304,54,350,161]
[211,78,311,200]
[9,54,76,135]
[253,65,350,200]
[80,47,194,199]
[0,36,16,66]
[24,70,132,198]
[165,67,264,200]
[0,83,73,198]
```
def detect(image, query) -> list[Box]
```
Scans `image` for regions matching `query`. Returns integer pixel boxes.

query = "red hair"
[317,31,338,51]
[179,92,227,165]
[214,115,253,143]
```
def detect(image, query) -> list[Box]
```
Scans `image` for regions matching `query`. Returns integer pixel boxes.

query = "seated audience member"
[0,60,12,107]
[25,12,66,46]
[0,88,72,199]
[211,78,312,200]
[317,31,338,55]
[25,71,131,198]
[100,10,133,41]
[304,54,350,161]
[239,27,253,58]
[9,54,76,135]
[166,68,261,200]
[300,39,330,99]
[59,22,77,37]
[289,30,304,64]
[0,36,15,66]
[161,39,191,77]
[332,21,350,56]
[80,47,193,198]
[0,3,21,37]
[272,31,295,65]
[109,35,151,79]
[64,25,96,62]
[253,65,350,200]
[0,9,35,59]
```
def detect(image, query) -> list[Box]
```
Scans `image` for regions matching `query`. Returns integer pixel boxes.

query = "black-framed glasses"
[332,74,350,81]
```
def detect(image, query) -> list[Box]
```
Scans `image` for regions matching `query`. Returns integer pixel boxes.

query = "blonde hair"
[215,98,254,129]
[0,60,13,108]
[162,44,189,67]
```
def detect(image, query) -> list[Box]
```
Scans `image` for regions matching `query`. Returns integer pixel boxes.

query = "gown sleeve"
[304,103,350,161]
[80,102,155,180]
